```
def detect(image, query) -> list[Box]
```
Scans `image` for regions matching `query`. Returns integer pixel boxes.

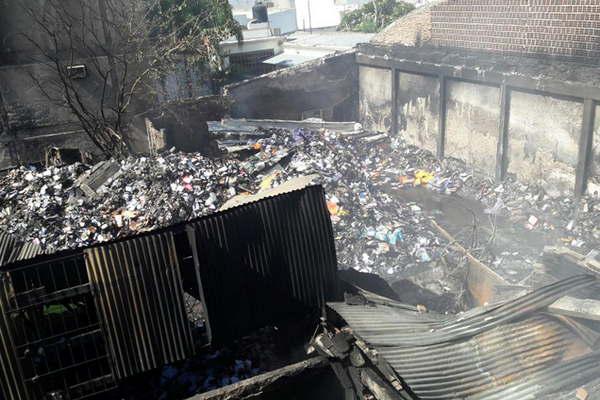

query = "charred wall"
[224,52,358,121]
[508,91,581,193]
[0,59,110,169]
[445,81,500,177]
[396,72,439,154]
[359,66,392,132]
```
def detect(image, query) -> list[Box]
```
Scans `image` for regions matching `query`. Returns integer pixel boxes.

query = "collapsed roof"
[321,275,600,399]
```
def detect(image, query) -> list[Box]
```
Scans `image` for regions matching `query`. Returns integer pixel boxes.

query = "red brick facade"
[431,0,600,62]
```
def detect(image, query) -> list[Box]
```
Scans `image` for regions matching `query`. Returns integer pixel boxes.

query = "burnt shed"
[0,181,339,400]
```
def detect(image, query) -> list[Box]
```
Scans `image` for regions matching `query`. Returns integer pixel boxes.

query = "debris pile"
[0,155,252,253]
[135,325,299,399]
[2,120,597,291]
[0,127,460,281]
[463,176,600,252]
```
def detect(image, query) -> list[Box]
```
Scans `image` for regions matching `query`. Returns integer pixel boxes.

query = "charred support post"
[360,369,406,400]
[391,68,399,136]
[437,75,447,159]
[496,84,511,181]
[575,99,596,197]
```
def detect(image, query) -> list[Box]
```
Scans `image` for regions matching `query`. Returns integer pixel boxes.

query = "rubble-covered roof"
[286,30,375,51]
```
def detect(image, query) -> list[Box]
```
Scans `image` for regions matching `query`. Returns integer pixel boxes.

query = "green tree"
[146,0,242,69]
[339,0,415,33]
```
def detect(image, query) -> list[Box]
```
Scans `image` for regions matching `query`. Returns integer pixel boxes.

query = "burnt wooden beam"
[496,84,511,181]
[575,99,596,197]
[360,369,407,400]
[356,53,600,102]
[549,296,600,322]
[431,220,509,306]
[192,357,328,400]
[437,75,447,159]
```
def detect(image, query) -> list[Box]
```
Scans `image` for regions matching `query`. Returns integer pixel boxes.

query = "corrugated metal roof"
[0,232,44,268]
[0,291,28,400]
[85,232,194,380]
[329,275,600,399]
[189,184,339,343]
[220,175,319,210]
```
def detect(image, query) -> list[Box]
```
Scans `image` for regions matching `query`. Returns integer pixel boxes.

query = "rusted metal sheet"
[0,232,44,267]
[188,184,339,343]
[328,275,600,399]
[84,232,194,380]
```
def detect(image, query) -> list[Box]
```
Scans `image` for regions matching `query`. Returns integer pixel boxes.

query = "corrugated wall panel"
[84,232,194,380]
[0,233,43,268]
[189,185,339,343]
[0,273,28,400]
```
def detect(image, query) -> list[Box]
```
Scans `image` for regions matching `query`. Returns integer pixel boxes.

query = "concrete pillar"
[575,98,596,196]
[437,75,447,159]
[496,84,511,181]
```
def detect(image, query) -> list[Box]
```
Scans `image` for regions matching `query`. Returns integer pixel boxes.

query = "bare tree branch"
[21,0,240,158]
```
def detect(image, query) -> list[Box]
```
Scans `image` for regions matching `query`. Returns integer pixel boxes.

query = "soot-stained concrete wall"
[359,66,391,132]
[445,81,500,176]
[508,91,582,194]
[225,52,358,121]
[396,72,438,154]
[0,64,78,133]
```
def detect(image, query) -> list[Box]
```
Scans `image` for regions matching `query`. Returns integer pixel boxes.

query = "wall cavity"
[508,91,582,194]
[445,81,500,176]
[396,72,439,154]
[359,66,391,132]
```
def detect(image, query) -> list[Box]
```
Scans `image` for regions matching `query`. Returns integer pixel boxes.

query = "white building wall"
[269,9,298,34]
[295,0,341,30]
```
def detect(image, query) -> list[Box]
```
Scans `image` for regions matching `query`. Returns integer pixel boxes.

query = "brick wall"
[431,0,600,62]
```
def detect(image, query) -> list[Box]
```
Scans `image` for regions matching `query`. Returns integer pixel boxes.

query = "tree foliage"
[339,0,415,33]
[22,0,240,157]
[146,0,241,69]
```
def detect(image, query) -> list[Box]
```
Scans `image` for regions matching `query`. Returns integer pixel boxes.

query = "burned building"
[3,1,600,399]
[226,0,600,198]
[0,0,222,170]
[0,182,339,400]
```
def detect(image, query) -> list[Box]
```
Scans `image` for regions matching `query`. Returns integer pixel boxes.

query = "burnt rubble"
[1,120,599,298]
[2,120,600,400]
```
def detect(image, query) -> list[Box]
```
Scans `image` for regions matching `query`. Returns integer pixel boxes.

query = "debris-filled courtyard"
[2,119,599,293]
[2,119,600,399]
[3,0,600,398]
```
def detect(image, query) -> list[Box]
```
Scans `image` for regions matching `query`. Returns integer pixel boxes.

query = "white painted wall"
[295,0,341,30]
